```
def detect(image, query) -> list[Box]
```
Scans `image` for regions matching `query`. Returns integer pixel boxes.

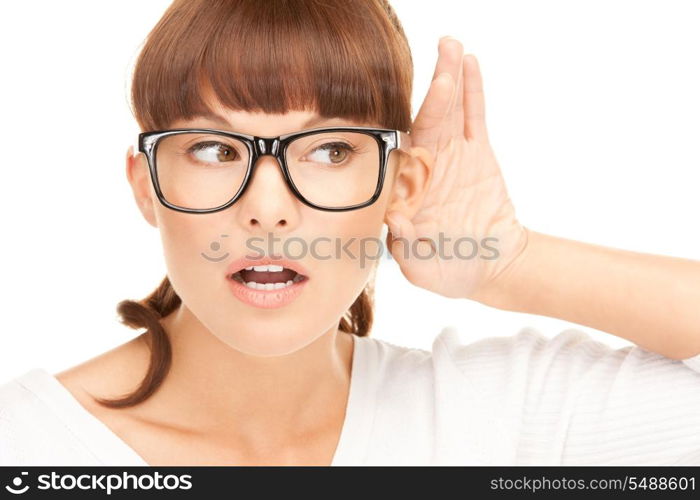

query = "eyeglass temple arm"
[397,130,412,154]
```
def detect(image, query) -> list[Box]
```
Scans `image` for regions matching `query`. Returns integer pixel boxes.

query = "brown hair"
[97,0,413,408]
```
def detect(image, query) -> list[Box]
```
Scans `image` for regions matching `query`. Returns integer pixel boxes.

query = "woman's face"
[127,104,413,357]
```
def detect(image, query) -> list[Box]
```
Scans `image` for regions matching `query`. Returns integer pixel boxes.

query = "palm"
[386,39,527,299]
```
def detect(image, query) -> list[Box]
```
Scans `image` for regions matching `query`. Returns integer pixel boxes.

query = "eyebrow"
[193,111,332,130]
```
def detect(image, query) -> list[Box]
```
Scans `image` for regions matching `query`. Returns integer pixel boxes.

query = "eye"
[188,141,241,164]
[306,142,358,165]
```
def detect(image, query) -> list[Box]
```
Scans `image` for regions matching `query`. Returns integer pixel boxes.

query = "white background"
[0,0,698,382]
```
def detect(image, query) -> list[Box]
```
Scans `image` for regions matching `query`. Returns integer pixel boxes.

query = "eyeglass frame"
[134,126,413,214]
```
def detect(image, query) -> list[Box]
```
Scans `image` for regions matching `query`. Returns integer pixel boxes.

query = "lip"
[226,274,309,309]
[225,255,310,309]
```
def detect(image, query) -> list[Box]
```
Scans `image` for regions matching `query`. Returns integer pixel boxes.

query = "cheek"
[157,209,231,292]
[298,194,388,286]
[336,209,386,273]
[297,212,381,333]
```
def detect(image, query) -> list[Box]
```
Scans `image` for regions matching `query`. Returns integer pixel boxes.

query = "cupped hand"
[385,37,529,300]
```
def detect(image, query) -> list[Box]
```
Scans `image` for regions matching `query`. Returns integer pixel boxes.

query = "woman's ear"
[385,146,434,221]
[125,146,158,228]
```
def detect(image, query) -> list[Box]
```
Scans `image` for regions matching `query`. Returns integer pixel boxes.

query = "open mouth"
[229,264,308,291]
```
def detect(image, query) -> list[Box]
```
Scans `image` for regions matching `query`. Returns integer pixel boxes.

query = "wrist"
[470,225,533,309]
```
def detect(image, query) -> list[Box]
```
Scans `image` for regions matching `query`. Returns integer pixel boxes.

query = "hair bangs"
[130,0,413,133]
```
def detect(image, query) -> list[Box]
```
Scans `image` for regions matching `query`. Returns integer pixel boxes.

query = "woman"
[1,0,700,466]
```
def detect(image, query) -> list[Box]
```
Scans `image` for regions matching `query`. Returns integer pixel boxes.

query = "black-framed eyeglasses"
[134,126,412,213]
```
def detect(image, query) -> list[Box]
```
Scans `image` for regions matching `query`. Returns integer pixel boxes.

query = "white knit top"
[2,326,700,465]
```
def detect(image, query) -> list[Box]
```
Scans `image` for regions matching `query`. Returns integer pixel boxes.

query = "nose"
[235,154,300,234]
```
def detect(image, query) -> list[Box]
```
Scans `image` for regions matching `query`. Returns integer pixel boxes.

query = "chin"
[212,322,327,358]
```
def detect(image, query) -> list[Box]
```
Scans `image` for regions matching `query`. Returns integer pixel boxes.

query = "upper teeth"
[244,265,284,272]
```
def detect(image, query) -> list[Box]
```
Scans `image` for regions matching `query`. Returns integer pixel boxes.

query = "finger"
[463,54,489,143]
[432,37,465,144]
[412,37,464,150]
[386,211,416,270]
[386,212,436,274]
[431,36,464,85]
[444,40,465,140]
[411,72,453,155]
[436,59,464,152]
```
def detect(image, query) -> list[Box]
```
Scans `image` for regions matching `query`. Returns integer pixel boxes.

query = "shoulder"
[0,369,65,464]
[354,333,434,406]
[0,367,124,466]
[362,326,607,383]
[428,324,700,414]
[361,333,432,371]
[0,369,52,425]
[433,324,700,373]
[433,326,700,376]
[432,324,605,365]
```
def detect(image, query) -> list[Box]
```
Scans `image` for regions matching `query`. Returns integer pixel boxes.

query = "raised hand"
[386,37,529,299]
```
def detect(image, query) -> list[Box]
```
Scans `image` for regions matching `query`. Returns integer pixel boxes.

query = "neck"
[138,304,355,442]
